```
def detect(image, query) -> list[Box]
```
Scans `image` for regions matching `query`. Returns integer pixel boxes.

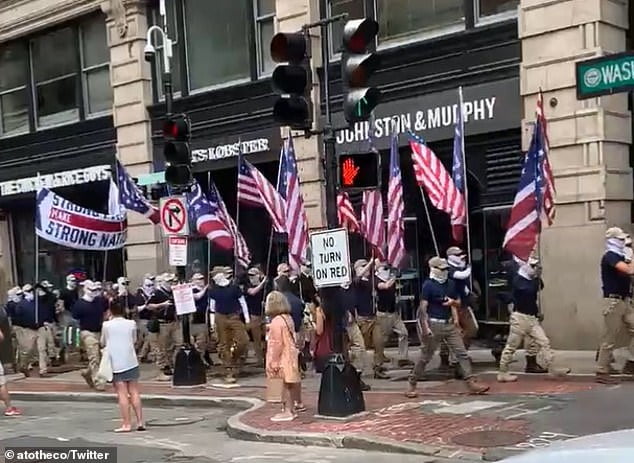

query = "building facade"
[0,0,630,348]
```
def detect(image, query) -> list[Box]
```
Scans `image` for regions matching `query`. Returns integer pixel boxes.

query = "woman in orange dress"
[265,291,303,422]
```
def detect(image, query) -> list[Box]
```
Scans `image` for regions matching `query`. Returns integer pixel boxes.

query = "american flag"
[186,181,233,250]
[537,90,556,225]
[451,89,467,243]
[277,145,288,198]
[502,117,545,261]
[386,132,406,268]
[409,132,465,236]
[337,192,360,233]
[209,182,251,268]
[115,160,159,224]
[237,156,286,233]
[361,189,385,260]
[282,136,308,271]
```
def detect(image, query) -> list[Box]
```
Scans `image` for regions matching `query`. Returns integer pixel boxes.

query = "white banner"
[35,188,127,251]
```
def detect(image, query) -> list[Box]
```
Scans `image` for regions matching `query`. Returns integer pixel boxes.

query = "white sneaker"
[497,372,518,382]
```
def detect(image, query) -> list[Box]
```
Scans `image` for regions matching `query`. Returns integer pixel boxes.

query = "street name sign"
[310,228,351,288]
[576,51,634,99]
[160,196,188,236]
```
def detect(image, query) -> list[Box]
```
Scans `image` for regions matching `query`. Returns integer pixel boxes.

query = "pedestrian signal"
[338,152,379,189]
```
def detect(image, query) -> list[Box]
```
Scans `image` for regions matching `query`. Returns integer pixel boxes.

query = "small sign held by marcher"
[310,228,351,288]
[173,283,196,316]
[168,236,188,266]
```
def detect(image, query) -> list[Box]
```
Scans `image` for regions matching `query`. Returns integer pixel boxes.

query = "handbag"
[96,346,113,383]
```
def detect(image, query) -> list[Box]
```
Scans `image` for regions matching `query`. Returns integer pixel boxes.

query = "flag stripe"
[361,190,385,260]
[283,136,308,271]
[186,181,233,251]
[210,183,251,268]
[337,192,360,233]
[387,133,405,268]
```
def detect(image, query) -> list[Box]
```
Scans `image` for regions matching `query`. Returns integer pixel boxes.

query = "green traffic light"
[356,96,368,117]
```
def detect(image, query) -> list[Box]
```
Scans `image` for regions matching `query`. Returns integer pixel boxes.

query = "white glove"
[625,247,633,263]
[239,296,250,324]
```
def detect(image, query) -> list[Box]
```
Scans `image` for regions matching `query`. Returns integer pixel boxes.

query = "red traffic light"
[338,152,379,189]
[342,19,379,53]
[163,115,190,140]
[271,32,307,63]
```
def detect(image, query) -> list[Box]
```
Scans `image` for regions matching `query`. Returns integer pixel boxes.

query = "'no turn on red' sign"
[160,196,189,236]
[309,228,351,288]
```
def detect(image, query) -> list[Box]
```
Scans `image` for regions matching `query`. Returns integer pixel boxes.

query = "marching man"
[497,255,570,382]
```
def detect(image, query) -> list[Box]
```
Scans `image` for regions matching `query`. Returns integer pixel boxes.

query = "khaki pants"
[440,306,478,359]
[37,325,57,373]
[597,297,634,373]
[152,321,182,370]
[136,319,152,359]
[190,322,208,360]
[80,330,104,387]
[346,321,366,372]
[215,313,248,374]
[409,320,472,384]
[499,312,556,372]
[247,315,265,364]
[357,317,384,369]
[377,311,409,360]
[16,326,37,370]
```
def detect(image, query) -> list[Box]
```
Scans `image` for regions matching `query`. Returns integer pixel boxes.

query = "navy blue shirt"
[283,291,304,333]
[601,251,631,297]
[4,301,17,321]
[421,279,459,320]
[37,296,56,324]
[192,287,208,324]
[72,299,107,332]
[376,285,397,313]
[15,300,38,329]
[149,289,175,321]
[353,279,374,317]
[512,275,543,315]
[209,285,242,315]
[59,288,79,312]
[244,284,264,316]
[136,289,154,320]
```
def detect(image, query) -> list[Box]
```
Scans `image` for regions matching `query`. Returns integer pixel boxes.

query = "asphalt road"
[0,401,458,463]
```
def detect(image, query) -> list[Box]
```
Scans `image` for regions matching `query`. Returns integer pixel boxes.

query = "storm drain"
[451,430,527,448]
[146,416,206,427]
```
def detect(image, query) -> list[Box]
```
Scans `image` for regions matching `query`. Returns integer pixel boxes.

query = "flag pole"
[458,86,473,286]
[234,139,242,276]
[114,160,127,278]
[265,142,285,276]
[419,186,439,256]
[207,171,212,279]
[35,172,40,326]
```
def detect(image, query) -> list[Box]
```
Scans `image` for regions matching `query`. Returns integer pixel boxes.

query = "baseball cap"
[446,246,464,257]
[191,272,205,280]
[428,256,449,269]
[22,283,33,292]
[277,263,290,274]
[40,280,53,289]
[606,227,628,240]
[82,280,98,291]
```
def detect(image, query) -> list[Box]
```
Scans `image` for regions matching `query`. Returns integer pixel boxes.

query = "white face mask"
[448,255,466,269]
[376,268,390,282]
[82,290,97,302]
[430,268,448,284]
[37,289,46,297]
[606,237,626,256]
[24,292,34,301]
[9,294,21,303]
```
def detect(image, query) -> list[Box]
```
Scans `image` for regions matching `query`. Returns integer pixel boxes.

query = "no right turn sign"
[310,228,351,288]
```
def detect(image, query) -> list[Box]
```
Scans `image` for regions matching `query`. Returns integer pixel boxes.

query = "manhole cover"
[451,430,526,448]
[146,416,205,427]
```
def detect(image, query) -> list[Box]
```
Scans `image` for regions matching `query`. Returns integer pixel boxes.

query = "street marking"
[503,431,578,451]
[505,405,552,420]
[434,400,506,415]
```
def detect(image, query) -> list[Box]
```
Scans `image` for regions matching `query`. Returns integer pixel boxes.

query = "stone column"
[277,0,327,230]
[102,0,165,284]
[520,0,632,348]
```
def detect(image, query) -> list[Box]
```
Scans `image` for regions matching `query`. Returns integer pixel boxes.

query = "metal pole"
[419,186,440,256]
[234,139,242,276]
[458,87,473,287]
[35,172,40,326]
[265,147,285,277]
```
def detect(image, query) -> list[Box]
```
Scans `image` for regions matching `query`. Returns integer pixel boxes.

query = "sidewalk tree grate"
[451,430,527,448]
[146,416,205,427]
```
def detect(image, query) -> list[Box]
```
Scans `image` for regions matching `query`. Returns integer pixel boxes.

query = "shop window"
[80,15,113,115]
[377,0,464,44]
[184,0,251,90]
[31,27,80,128]
[254,0,276,75]
[476,0,519,20]
[0,43,29,136]
[329,0,366,57]
[151,0,183,97]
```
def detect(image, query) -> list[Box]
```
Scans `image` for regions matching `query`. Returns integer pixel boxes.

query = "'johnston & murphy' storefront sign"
[334,78,520,153]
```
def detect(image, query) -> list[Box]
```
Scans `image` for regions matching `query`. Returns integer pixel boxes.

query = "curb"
[225,401,484,461]
[11,391,258,410]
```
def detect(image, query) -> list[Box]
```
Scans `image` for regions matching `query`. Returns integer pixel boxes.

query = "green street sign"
[137,171,165,186]
[576,51,634,99]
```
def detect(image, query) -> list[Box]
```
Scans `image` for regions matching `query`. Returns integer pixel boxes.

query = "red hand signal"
[342,158,360,186]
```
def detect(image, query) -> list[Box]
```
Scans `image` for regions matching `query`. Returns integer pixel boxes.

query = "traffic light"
[270,31,312,130]
[163,114,192,188]
[338,152,379,189]
[341,19,381,125]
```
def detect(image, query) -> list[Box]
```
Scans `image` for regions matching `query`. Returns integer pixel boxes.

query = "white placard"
[309,228,351,288]
[168,236,188,266]
[173,283,196,316]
